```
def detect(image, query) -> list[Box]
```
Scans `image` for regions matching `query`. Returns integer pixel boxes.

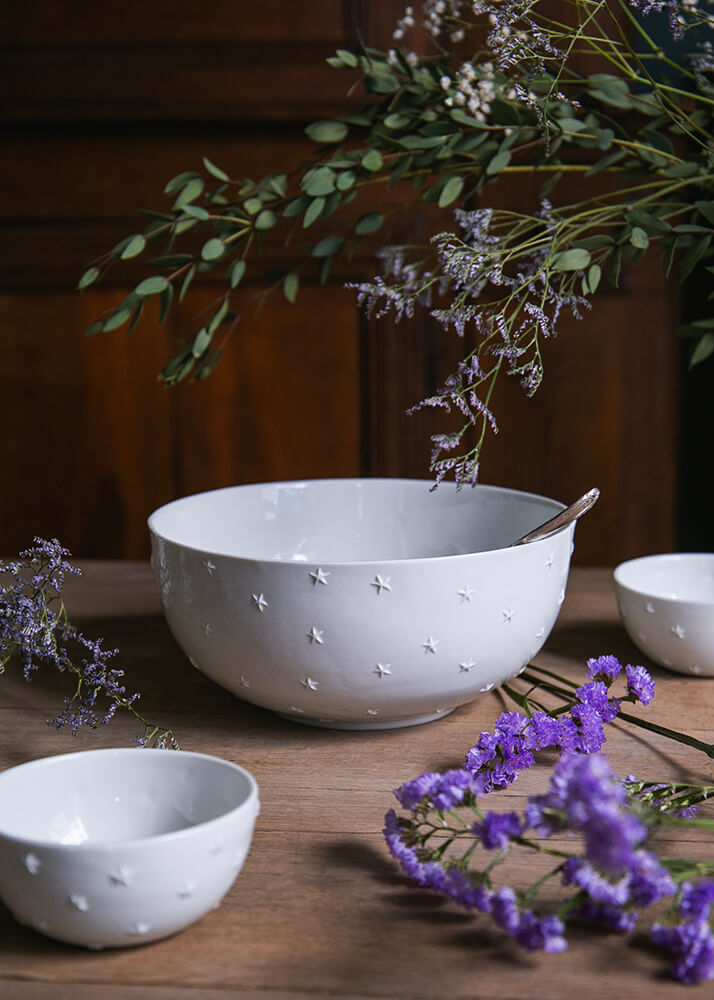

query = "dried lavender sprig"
[0,538,178,749]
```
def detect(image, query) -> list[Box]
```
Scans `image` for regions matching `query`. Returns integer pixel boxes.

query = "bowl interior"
[0,750,255,845]
[615,554,714,605]
[148,479,565,562]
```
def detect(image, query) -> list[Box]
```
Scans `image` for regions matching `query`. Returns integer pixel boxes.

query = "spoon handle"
[511,487,600,547]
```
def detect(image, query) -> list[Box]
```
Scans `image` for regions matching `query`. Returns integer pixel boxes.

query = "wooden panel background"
[0,2,685,562]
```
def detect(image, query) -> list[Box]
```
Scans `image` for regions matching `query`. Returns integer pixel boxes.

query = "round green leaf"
[103,309,133,332]
[202,156,230,182]
[173,177,204,210]
[182,204,210,220]
[355,213,384,236]
[551,248,592,272]
[305,121,349,143]
[304,168,336,197]
[230,260,246,288]
[630,226,649,250]
[135,276,170,296]
[78,266,100,290]
[120,234,146,260]
[361,150,383,172]
[587,264,602,294]
[283,272,299,303]
[201,238,225,261]
[486,149,512,176]
[192,327,213,358]
[438,176,464,208]
[384,113,411,130]
[312,236,345,258]
[336,170,356,191]
[303,197,325,229]
[255,209,277,230]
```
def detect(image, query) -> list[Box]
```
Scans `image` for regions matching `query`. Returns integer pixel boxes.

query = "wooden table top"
[0,562,712,999]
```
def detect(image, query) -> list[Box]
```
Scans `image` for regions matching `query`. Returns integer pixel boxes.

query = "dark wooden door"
[0,2,681,563]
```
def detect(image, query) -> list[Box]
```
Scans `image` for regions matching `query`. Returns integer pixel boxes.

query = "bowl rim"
[0,747,259,852]
[614,552,714,609]
[147,477,569,566]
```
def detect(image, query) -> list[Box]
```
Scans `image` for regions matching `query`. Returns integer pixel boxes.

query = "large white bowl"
[148,479,575,729]
[0,749,259,949]
[614,553,714,676]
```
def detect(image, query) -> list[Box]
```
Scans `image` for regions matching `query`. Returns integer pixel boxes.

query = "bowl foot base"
[276,708,456,730]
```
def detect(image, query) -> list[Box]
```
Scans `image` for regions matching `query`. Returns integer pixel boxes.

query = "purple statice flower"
[472,811,523,850]
[562,857,631,906]
[383,809,424,882]
[575,898,640,933]
[586,654,623,685]
[575,681,621,723]
[526,753,646,875]
[0,537,176,748]
[625,663,656,706]
[489,887,567,953]
[652,882,714,984]
[393,768,474,812]
[628,851,676,907]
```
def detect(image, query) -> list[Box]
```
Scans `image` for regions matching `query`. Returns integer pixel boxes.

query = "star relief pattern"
[671,624,686,639]
[108,865,133,887]
[370,574,392,594]
[459,659,476,673]
[458,584,475,603]
[422,636,440,654]
[306,626,324,645]
[251,593,269,613]
[301,676,319,691]
[309,567,330,586]
[23,852,41,875]
[373,662,392,678]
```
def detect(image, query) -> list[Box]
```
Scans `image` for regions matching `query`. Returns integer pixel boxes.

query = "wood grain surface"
[0,562,712,998]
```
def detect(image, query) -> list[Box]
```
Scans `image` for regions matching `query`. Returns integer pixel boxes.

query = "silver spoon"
[511,487,600,547]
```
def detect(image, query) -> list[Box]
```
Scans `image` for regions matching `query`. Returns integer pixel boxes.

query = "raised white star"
[251,593,269,613]
[301,676,319,691]
[203,559,216,575]
[306,626,324,644]
[459,659,476,673]
[457,584,475,603]
[201,621,213,636]
[373,663,391,678]
[422,636,440,654]
[502,609,515,623]
[69,894,90,912]
[671,624,686,639]
[108,865,133,887]
[479,682,494,693]
[208,836,224,855]
[177,879,197,898]
[535,625,545,639]
[558,589,565,605]
[288,704,305,714]
[309,568,330,586]
[370,574,392,595]
[366,708,379,716]
[23,852,41,875]
[545,553,554,569]
[645,601,655,614]
[239,675,251,688]
[129,922,151,936]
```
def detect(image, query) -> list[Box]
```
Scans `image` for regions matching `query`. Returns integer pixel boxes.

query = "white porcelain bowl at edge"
[148,479,576,729]
[614,552,714,676]
[0,748,259,949]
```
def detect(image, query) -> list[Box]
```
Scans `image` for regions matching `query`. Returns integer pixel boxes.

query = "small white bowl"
[0,748,259,949]
[614,553,714,676]
[148,478,576,729]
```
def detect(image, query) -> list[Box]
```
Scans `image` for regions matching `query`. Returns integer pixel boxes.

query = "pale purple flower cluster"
[652,881,714,984]
[0,537,140,736]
